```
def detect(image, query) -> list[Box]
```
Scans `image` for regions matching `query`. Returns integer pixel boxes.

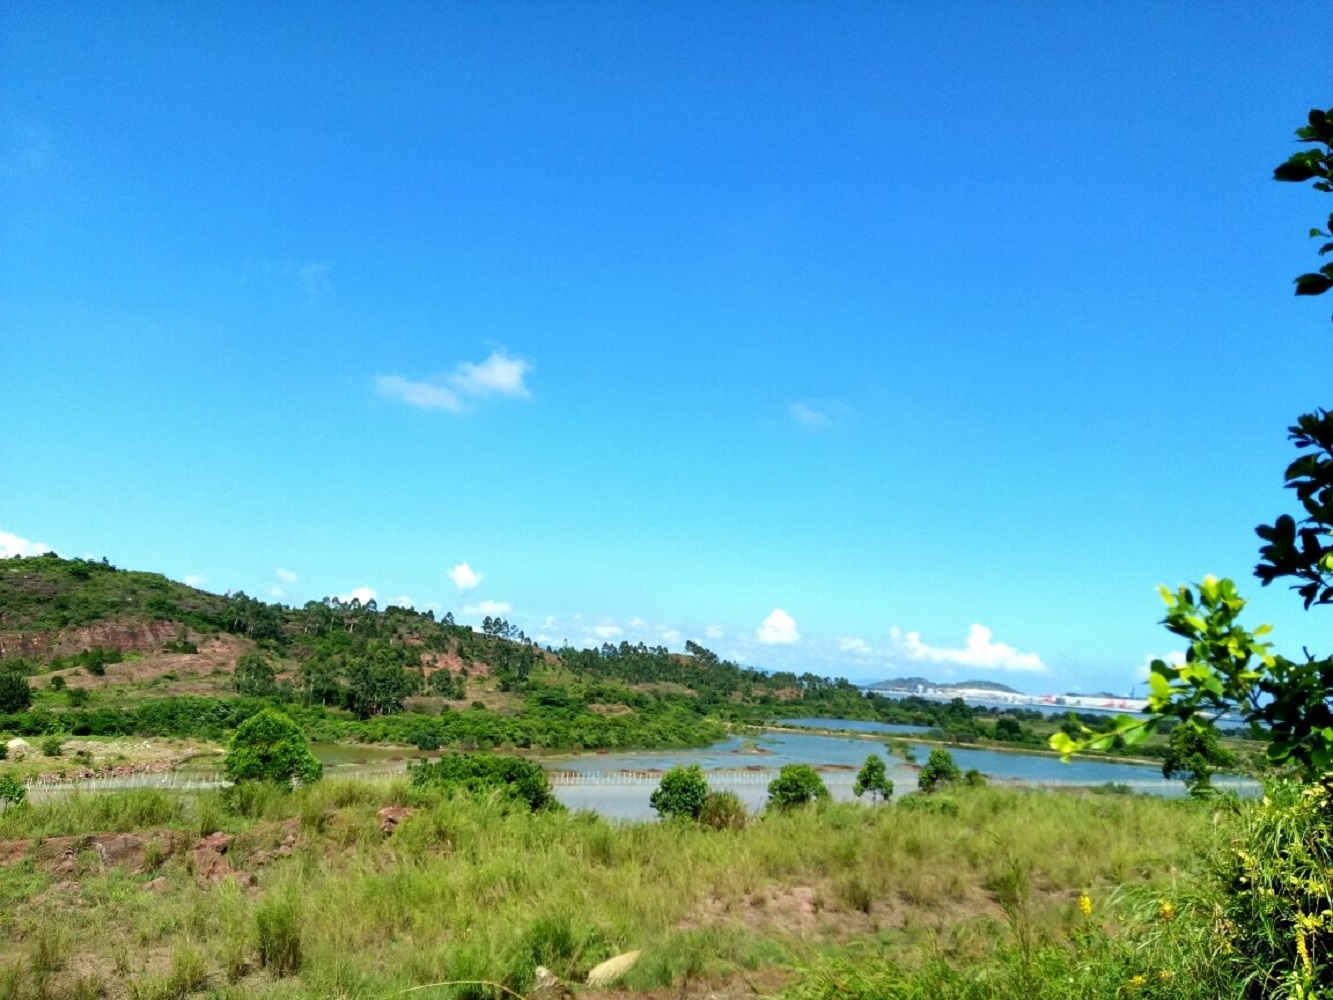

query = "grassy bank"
[0,781,1210,1000]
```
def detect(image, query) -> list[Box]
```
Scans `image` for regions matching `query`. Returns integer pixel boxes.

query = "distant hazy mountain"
[870,676,1023,695]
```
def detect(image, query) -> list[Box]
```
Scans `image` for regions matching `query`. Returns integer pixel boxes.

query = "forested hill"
[0,552,872,724]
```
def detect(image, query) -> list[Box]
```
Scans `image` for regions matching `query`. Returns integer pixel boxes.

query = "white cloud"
[1136,650,1186,682]
[377,350,533,414]
[267,585,285,599]
[452,351,532,397]
[339,586,378,605]
[0,529,51,558]
[448,562,484,591]
[591,625,623,640]
[837,637,873,655]
[391,595,413,608]
[705,625,724,640]
[757,609,801,645]
[375,375,465,412]
[183,574,206,588]
[789,398,850,431]
[462,600,512,616]
[889,624,1046,673]
[660,629,682,645]
[276,568,298,584]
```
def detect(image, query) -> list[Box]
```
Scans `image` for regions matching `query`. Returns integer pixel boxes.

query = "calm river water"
[25,720,1257,817]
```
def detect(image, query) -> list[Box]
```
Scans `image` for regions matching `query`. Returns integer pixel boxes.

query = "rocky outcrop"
[0,620,181,660]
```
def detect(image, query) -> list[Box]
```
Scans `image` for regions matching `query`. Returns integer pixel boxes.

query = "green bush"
[224,708,322,786]
[766,764,829,811]
[698,789,747,830]
[1206,781,1333,997]
[650,764,709,820]
[40,735,63,757]
[918,748,961,792]
[233,652,278,698]
[0,672,32,714]
[409,752,558,812]
[852,753,893,803]
[0,773,25,807]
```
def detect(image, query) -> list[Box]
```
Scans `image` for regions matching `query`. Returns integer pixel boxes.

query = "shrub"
[699,789,748,830]
[1208,780,1333,997]
[224,708,322,786]
[48,674,66,692]
[0,773,25,807]
[40,735,64,757]
[0,672,32,713]
[766,764,829,811]
[650,764,709,821]
[917,748,961,792]
[853,753,893,803]
[233,652,278,698]
[409,752,558,812]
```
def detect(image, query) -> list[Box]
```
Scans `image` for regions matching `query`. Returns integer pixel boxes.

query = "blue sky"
[3,2,1332,693]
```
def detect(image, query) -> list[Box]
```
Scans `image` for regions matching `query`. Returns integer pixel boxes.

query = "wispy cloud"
[276,568,298,584]
[0,529,51,558]
[757,609,801,645]
[789,398,850,431]
[184,574,206,588]
[448,562,483,591]
[377,350,534,414]
[888,624,1046,673]
[837,636,873,655]
[339,586,378,605]
[462,600,512,616]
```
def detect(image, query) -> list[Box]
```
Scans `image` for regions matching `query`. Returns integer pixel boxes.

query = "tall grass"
[0,780,1211,1000]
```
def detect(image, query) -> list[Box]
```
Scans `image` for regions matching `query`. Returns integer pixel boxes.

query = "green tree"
[224,708,322,786]
[343,643,420,717]
[0,773,25,809]
[766,763,829,811]
[917,748,961,792]
[409,752,558,812]
[233,652,278,698]
[852,753,893,803]
[1162,721,1235,797]
[0,671,32,713]
[650,763,709,820]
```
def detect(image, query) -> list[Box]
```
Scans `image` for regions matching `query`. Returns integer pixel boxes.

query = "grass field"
[0,779,1214,1000]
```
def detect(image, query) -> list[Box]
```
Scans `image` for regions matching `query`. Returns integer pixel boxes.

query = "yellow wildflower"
[1158,899,1176,921]
[1078,892,1093,919]
[1158,970,1174,983]
[1297,928,1313,975]
[1128,974,1147,988]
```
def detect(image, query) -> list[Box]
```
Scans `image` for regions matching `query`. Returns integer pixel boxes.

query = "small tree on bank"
[650,764,709,821]
[224,709,322,786]
[853,753,893,803]
[917,748,961,792]
[766,764,830,811]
